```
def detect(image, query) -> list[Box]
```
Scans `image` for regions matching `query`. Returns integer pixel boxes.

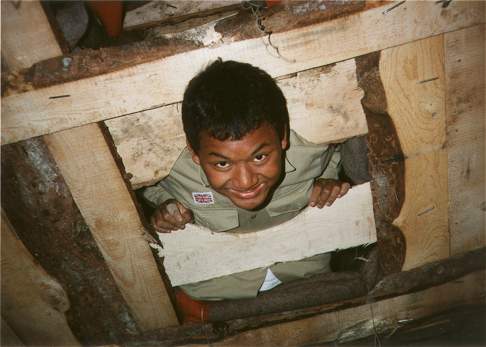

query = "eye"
[215,161,230,169]
[254,154,268,162]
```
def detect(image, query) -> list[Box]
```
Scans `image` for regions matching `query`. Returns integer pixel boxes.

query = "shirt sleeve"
[142,182,175,209]
[318,144,341,180]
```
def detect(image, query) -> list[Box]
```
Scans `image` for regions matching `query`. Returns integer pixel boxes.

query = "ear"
[186,140,201,165]
[280,126,289,150]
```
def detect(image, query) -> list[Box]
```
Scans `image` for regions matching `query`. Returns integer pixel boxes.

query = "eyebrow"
[208,143,270,160]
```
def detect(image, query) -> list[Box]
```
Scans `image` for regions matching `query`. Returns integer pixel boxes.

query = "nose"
[232,163,258,191]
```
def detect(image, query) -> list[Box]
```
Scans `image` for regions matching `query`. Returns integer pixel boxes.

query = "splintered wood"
[106,59,366,189]
[158,183,376,286]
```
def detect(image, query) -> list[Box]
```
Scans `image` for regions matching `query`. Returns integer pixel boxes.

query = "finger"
[325,186,341,206]
[339,182,351,197]
[317,187,332,208]
[151,213,175,233]
[176,202,194,223]
[309,184,322,207]
[166,202,184,224]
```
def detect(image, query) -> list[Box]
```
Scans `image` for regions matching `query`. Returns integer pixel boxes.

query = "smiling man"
[143,59,349,321]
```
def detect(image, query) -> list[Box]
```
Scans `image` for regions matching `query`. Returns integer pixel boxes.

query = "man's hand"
[151,199,194,233]
[309,179,350,208]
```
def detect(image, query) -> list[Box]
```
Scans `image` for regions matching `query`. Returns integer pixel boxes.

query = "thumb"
[176,201,193,223]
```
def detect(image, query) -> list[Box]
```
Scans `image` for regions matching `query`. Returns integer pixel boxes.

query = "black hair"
[181,59,289,152]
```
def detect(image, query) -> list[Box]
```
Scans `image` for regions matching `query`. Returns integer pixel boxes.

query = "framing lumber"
[2,1,484,144]
[0,1,62,70]
[106,59,367,188]
[444,25,485,254]
[44,124,178,330]
[158,183,376,286]
[1,210,80,346]
[380,35,449,270]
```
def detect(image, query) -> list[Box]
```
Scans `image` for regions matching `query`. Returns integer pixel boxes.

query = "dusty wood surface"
[1,138,142,345]
[3,1,484,144]
[159,183,376,286]
[0,1,62,70]
[106,59,367,188]
[380,35,449,270]
[123,1,241,31]
[445,25,485,254]
[1,210,80,346]
[44,123,178,331]
[355,52,406,276]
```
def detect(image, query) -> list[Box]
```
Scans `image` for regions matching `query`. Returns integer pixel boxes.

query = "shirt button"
[250,214,257,220]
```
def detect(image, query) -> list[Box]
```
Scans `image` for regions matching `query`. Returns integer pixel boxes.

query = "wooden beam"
[380,35,449,270]
[2,1,484,144]
[0,1,62,69]
[158,183,376,286]
[444,25,485,254]
[1,210,80,346]
[106,59,367,188]
[44,124,178,330]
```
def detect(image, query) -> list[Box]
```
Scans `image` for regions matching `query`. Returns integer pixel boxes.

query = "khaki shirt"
[143,130,340,299]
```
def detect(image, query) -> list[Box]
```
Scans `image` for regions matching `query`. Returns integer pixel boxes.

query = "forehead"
[198,123,280,157]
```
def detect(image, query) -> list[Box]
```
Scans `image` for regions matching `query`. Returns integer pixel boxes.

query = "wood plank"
[380,35,449,270]
[1,210,80,346]
[0,1,62,70]
[158,183,376,286]
[2,1,484,144]
[106,59,367,189]
[444,25,485,254]
[43,124,178,330]
[184,270,486,346]
[123,1,241,31]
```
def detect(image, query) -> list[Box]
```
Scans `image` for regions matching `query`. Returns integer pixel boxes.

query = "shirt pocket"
[267,181,313,217]
[193,208,239,232]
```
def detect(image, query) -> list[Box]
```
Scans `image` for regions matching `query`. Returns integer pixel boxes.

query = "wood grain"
[106,59,367,189]
[0,1,62,69]
[380,35,449,270]
[445,25,485,254]
[158,183,376,286]
[44,124,178,330]
[2,1,484,144]
[1,210,80,346]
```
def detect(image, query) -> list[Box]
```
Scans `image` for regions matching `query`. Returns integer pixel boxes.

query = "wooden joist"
[380,35,449,270]
[444,25,485,254]
[44,124,178,330]
[158,183,376,286]
[106,59,367,188]
[2,1,484,144]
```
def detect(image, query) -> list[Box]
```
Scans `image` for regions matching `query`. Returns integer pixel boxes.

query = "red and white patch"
[192,192,215,205]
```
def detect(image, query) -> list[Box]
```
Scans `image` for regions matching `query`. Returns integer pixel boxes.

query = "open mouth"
[230,183,265,200]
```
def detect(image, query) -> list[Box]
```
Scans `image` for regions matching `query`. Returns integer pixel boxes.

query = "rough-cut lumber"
[445,25,485,254]
[2,1,484,144]
[106,59,367,188]
[44,124,178,330]
[123,1,241,31]
[380,35,449,270]
[0,1,62,69]
[1,210,80,346]
[1,137,145,344]
[158,183,376,286]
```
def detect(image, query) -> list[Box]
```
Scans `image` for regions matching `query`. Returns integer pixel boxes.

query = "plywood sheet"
[445,25,485,254]
[106,59,367,188]
[158,183,376,286]
[3,1,484,144]
[380,35,449,270]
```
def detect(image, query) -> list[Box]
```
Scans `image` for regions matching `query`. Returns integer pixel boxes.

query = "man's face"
[190,123,288,210]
